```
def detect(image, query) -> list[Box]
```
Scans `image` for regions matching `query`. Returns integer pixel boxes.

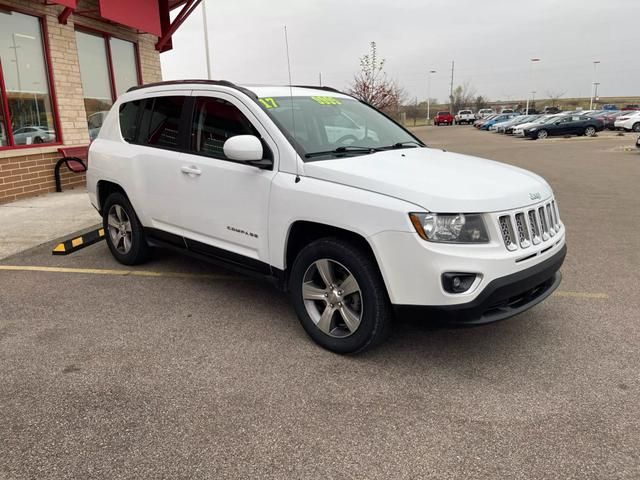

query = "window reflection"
[110,37,138,97]
[75,30,112,141]
[0,10,57,146]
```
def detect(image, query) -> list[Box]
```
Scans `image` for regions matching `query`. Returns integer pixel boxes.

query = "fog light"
[442,273,477,293]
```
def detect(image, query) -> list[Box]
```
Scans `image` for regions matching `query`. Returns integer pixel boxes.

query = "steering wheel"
[335,134,358,145]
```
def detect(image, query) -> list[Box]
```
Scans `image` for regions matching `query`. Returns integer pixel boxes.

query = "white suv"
[87,81,566,353]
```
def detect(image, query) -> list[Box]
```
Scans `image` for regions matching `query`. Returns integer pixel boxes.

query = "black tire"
[633,122,640,132]
[584,126,596,137]
[289,238,392,354]
[102,192,150,265]
[34,136,43,144]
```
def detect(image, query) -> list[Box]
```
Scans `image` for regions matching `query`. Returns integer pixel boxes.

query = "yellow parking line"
[553,290,608,299]
[0,265,610,299]
[0,265,240,280]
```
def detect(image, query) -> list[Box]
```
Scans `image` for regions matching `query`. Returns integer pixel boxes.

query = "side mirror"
[223,135,264,162]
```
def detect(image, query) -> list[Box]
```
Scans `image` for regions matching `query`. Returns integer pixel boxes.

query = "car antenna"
[284,25,300,183]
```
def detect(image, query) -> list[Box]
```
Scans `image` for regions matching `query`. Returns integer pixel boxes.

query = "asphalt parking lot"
[1,127,639,479]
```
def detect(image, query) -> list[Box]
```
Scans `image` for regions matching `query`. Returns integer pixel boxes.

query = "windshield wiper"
[304,146,381,159]
[379,141,422,150]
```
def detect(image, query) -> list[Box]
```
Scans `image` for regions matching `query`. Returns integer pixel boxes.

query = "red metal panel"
[49,0,78,7]
[98,0,162,37]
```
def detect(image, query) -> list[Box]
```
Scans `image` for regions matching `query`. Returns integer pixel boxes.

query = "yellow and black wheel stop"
[52,228,105,255]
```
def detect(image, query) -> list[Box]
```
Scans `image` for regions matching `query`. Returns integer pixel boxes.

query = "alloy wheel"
[302,259,363,338]
[107,204,133,254]
[585,126,596,136]
[537,130,548,139]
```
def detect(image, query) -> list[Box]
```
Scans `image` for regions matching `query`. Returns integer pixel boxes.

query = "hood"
[303,148,552,213]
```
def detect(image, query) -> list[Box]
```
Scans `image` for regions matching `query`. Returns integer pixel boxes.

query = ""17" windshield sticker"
[259,97,279,109]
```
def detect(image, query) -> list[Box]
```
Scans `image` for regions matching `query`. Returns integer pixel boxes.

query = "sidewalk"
[0,189,100,259]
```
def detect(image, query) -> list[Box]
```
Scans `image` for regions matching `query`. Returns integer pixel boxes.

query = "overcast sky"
[161,0,639,104]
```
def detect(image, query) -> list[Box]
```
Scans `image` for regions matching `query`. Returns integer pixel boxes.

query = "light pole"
[525,58,540,114]
[590,60,600,109]
[202,0,212,80]
[427,69,436,125]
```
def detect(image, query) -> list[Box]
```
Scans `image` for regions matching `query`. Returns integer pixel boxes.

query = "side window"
[140,96,185,149]
[118,100,140,143]
[190,96,259,159]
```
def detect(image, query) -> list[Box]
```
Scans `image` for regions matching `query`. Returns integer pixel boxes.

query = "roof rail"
[126,79,258,98]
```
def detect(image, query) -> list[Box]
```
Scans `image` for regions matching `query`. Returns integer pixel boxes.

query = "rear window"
[437,111,450,115]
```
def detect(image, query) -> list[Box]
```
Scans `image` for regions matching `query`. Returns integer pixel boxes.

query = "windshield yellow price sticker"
[259,97,279,109]
[311,96,342,105]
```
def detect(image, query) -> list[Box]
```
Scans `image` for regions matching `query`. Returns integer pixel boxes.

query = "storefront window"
[76,30,139,140]
[110,37,138,97]
[0,10,57,147]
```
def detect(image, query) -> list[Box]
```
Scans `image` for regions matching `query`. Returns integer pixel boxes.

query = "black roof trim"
[290,85,347,95]
[126,79,258,99]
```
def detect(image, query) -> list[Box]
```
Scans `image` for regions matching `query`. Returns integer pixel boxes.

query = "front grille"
[497,199,562,251]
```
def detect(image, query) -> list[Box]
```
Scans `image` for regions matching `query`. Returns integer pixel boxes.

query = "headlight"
[409,213,489,243]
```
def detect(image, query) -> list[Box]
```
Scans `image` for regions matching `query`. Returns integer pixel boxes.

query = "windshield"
[258,96,419,160]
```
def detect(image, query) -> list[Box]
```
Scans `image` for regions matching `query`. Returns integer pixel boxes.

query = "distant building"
[0,0,195,202]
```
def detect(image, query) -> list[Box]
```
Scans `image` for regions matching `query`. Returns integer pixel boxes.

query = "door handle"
[181,165,201,176]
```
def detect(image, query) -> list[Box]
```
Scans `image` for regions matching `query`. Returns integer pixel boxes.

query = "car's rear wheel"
[536,129,548,140]
[289,238,392,354]
[632,122,640,132]
[584,126,597,137]
[102,192,150,265]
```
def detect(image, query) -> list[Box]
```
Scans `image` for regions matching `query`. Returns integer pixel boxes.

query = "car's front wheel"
[632,122,640,132]
[102,192,150,265]
[584,126,597,137]
[289,238,392,354]
[536,129,548,140]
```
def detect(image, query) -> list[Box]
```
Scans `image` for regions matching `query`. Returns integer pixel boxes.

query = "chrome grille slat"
[497,199,561,251]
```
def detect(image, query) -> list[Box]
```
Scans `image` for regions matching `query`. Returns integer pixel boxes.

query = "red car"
[434,111,454,126]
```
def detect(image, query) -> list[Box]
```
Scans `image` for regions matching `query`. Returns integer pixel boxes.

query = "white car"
[12,126,56,145]
[614,111,640,132]
[454,110,475,125]
[476,108,495,119]
[87,81,566,353]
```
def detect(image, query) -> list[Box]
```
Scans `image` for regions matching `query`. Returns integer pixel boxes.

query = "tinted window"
[140,96,185,148]
[190,97,258,159]
[119,100,141,143]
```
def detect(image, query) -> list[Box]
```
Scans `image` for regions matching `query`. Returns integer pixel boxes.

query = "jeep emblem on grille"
[529,192,541,200]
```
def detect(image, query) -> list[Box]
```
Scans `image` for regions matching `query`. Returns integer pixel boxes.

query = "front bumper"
[394,244,566,325]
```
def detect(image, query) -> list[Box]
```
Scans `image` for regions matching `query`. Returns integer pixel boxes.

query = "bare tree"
[449,82,477,113]
[348,42,405,113]
[474,95,489,111]
[545,89,567,107]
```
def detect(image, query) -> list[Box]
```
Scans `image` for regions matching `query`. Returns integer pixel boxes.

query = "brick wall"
[0,148,85,203]
[0,0,162,204]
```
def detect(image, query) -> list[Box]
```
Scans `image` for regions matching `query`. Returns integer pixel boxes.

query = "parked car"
[602,104,618,111]
[513,114,563,136]
[622,104,640,111]
[600,111,625,130]
[476,108,495,119]
[454,109,475,125]
[88,111,110,141]
[434,111,454,126]
[480,113,518,131]
[614,111,640,132]
[522,114,604,140]
[87,80,566,353]
[543,106,561,114]
[11,126,56,145]
[498,115,539,134]
[500,108,514,114]
[473,114,497,129]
